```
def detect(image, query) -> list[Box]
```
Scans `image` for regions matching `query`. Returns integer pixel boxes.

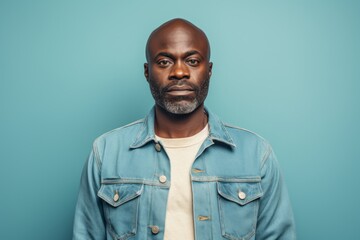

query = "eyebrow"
[154,52,175,60]
[154,50,203,61]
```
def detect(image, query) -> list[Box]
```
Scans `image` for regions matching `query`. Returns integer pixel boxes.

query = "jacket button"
[238,191,246,200]
[159,175,167,183]
[113,191,119,202]
[192,168,205,173]
[155,143,161,152]
[198,215,210,221]
[151,225,160,234]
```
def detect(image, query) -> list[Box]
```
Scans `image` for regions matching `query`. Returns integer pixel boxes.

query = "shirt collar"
[129,106,236,149]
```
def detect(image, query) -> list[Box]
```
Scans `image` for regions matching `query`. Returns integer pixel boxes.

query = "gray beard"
[161,98,199,114]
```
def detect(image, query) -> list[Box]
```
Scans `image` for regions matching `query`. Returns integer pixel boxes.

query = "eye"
[187,58,200,66]
[157,59,172,67]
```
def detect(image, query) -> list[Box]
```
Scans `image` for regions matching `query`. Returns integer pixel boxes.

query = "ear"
[209,62,213,76]
[144,63,149,82]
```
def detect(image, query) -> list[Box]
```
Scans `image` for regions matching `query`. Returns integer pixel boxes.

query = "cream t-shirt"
[155,124,209,240]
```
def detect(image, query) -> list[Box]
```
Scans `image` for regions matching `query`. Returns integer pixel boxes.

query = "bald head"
[146,18,211,62]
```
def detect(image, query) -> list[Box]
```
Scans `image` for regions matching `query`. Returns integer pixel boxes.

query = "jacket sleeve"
[72,146,106,240]
[256,145,296,239]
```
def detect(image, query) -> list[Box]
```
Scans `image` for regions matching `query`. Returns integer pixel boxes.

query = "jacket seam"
[97,119,145,141]
[260,144,272,169]
[223,124,267,142]
[92,141,102,172]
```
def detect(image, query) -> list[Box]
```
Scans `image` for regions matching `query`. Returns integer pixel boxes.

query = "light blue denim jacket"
[73,107,296,240]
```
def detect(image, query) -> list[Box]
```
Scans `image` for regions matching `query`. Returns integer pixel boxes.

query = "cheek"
[192,67,210,82]
[148,72,166,91]
[149,68,169,83]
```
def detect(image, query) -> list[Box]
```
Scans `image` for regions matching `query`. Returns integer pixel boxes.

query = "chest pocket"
[98,183,144,240]
[217,181,263,240]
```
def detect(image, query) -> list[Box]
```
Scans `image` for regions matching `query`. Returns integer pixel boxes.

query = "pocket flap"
[98,183,144,207]
[217,181,263,205]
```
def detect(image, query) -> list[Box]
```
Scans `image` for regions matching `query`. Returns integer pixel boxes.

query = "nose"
[169,61,190,80]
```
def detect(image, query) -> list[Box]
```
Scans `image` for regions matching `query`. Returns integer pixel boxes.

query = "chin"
[162,100,199,115]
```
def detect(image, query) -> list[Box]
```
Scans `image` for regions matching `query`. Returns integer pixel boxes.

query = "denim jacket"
[73,107,296,240]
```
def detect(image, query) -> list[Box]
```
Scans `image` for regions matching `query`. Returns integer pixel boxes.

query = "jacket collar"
[129,106,236,149]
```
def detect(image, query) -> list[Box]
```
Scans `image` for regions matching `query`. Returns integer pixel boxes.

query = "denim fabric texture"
[73,107,296,240]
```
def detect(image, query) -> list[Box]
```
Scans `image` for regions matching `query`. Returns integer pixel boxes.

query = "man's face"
[145,25,212,114]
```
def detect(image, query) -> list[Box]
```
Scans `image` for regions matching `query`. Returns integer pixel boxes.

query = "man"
[73,18,296,240]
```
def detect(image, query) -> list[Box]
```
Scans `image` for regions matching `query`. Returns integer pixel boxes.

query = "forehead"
[147,26,209,59]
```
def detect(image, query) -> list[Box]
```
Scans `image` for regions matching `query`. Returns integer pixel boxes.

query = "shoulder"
[222,122,273,163]
[224,123,270,146]
[206,108,272,155]
[92,118,145,149]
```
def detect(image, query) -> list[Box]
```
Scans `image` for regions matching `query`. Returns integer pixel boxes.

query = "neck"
[154,104,208,138]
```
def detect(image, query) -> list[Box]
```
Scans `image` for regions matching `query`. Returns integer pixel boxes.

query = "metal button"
[151,225,160,234]
[113,191,119,202]
[155,143,161,152]
[159,175,167,183]
[192,168,205,173]
[198,215,210,221]
[238,191,246,200]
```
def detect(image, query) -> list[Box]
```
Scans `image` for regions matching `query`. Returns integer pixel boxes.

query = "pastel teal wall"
[1,0,359,239]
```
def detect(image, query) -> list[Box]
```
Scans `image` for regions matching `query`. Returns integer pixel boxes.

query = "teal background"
[1,0,359,239]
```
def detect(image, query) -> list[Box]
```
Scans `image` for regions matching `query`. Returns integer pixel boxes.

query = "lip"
[166,86,194,96]
[167,85,194,92]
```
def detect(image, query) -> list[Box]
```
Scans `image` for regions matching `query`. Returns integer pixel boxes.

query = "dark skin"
[144,19,213,138]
